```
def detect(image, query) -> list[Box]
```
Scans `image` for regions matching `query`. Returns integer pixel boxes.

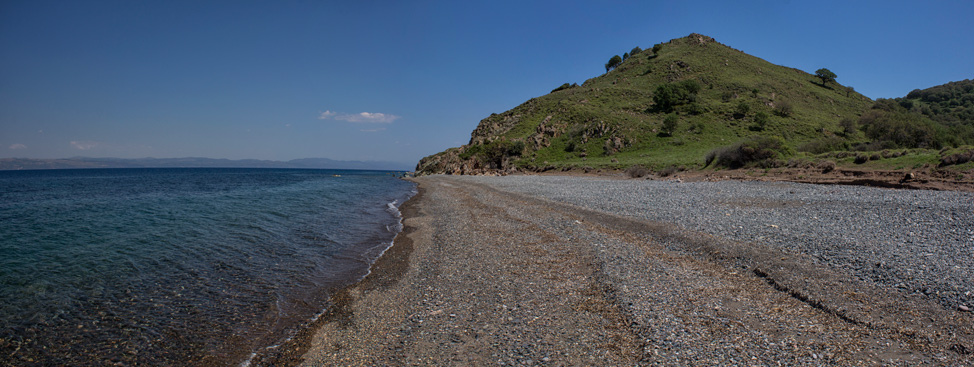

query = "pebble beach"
[296,175,974,366]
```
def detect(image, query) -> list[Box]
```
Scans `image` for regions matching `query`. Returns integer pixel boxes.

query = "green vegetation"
[653,80,701,113]
[660,113,679,136]
[416,34,973,178]
[605,55,622,72]
[815,68,837,86]
[705,136,791,169]
[551,82,578,93]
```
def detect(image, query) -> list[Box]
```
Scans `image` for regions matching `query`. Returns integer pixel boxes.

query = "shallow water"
[0,168,415,365]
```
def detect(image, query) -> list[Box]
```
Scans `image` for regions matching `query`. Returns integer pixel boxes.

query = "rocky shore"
[296,175,973,366]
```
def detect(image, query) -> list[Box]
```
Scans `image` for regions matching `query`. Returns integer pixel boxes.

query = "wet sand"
[292,175,973,366]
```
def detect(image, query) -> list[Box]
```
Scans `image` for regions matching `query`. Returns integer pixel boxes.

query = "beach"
[295,175,973,366]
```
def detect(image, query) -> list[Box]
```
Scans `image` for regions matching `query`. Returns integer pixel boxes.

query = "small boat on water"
[332,174,341,177]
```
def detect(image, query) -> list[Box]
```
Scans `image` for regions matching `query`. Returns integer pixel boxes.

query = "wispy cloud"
[318,110,337,119]
[70,140,99,150]
[319,110,400,123]
[9,143,26,150]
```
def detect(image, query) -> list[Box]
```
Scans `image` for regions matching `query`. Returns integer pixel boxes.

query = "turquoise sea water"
[0,168,415,365]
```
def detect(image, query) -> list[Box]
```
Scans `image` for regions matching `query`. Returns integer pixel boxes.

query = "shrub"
[815,68,837,85]
[752,111,770,131]
[661,113,679,136]
[653,80,701,112]
[705,136,791,169]
[551,83,577,93]
[605,55,623,72]
[625,165,648,178]
[940,148,974,167]
[839,117,857,136]
[462,140,524,168]
[658,165,681,177]
[817,160,836,173]
[734,101,751,118]
[859,109,948,149]
[774,100,793,117]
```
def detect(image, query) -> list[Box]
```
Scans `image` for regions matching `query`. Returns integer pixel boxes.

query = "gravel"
[298,175,973,366]
[457,175,974,311]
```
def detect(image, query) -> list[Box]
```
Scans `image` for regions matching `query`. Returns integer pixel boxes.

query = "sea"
[0,168,416,366]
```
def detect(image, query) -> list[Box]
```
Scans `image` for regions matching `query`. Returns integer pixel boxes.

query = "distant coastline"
[0,157,413,171]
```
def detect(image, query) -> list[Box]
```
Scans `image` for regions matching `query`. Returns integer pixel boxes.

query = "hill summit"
[417,33,875,175]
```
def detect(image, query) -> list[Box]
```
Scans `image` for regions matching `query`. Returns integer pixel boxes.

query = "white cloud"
[318,110,400,123]
[9,143,26,150]
[70,140,99,150]
[318,110,337,119]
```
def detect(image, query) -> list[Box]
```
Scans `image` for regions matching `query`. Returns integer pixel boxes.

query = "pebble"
[462,175,974,310]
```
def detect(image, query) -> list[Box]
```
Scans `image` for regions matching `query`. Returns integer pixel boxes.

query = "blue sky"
[2,0,972,165]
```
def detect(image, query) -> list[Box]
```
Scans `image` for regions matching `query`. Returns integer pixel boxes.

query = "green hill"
[416,34,972,177]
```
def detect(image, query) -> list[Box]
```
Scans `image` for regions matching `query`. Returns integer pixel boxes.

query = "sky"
[1,0,972,165]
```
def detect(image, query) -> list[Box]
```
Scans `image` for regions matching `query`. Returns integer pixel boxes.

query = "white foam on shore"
[241,186,417,367]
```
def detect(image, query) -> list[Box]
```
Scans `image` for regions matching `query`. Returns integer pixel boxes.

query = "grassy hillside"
[416,34,971,178]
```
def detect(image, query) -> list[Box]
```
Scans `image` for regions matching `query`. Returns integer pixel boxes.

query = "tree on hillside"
[661,113,679,136]
[815,68,837,86]
[653,80,701,113]
[605,55,623,72]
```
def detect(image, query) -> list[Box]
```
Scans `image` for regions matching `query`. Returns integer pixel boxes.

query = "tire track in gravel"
[298,176,972,366]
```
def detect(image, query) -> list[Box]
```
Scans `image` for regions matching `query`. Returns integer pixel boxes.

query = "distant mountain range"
[0,157,413,171]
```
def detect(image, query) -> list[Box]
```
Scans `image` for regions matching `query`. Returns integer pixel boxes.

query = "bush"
[653,80,701,112]
[774,100,793,117]
[859,109,948,149]
[462,140,524,168]
[940,148,974,167]
[605,55,623,72]
[551,83,577,93]
[752,111,770,131]
[817,160,836,173]
[705,136,791,169]
[839,117,857,136]
[734,101,750,118]
[661,113,679,136]
[658,165,682,177]
[625,165,648,178]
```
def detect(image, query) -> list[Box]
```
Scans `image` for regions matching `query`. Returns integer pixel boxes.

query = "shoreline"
[289,175,972,365]
[246,183,425,366]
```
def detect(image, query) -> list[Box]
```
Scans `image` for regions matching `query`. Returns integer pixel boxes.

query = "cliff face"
[417,33,873,175]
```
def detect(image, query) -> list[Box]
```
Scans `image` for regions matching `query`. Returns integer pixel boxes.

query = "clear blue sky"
[2,0,972,165]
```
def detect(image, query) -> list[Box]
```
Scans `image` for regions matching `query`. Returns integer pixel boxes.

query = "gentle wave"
[0,168,416,366]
